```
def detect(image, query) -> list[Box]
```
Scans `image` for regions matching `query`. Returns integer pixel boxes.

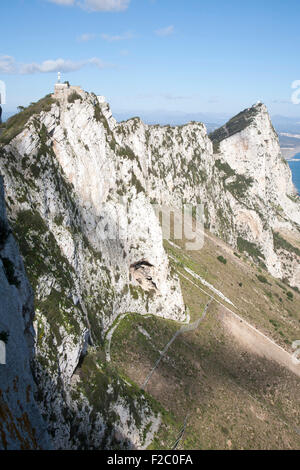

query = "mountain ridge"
[0,87,299,449]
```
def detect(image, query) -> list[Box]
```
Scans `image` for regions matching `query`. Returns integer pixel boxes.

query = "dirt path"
[180,270,300,378]
[105,313,128,362]
[221,309,300,377]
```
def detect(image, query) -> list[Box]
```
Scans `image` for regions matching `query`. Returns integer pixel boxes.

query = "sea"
[288,154,300,194]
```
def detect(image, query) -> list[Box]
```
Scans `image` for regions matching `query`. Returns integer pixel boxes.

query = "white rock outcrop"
[0,91,299,449]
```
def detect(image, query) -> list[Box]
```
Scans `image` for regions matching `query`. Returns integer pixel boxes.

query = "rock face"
[0,92,181,449]
[0,176,50,449]
[118,102,300,284]
[209,103,300,282]
[0,89,299,449]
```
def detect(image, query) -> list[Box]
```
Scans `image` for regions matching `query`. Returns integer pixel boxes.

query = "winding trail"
[105,313,128,362]
[105,312,153,363]
[142,300,212,390]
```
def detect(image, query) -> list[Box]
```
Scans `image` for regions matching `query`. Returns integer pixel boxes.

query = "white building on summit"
[53,72,107,106]
[53,72,83,100]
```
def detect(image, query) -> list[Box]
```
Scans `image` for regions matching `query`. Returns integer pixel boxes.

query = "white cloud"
[155,25,174,37]
[101,31,134,42]
[0,55,113,74]
[77,30,133,42]
[0,56,16,74]
[47,0,130,11]
[78,33,97,42]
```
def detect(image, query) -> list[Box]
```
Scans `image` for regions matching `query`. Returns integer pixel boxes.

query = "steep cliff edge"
[0,176,50,449]
[0,91,182,449]
[117,102,300,286]
[0,89,299,449]
[210,103,300,285]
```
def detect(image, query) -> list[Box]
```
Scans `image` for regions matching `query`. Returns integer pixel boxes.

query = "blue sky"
[2,0,300,118]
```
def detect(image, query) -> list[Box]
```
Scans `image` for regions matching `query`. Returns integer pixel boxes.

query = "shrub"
[217,255,227,264]
[68,91,82,104]
[215,159,235,177]
[287,291,294,301]
[256,274,268,284]
[225,174,254,199]
[237,237,265,262]
[273,231,300,257]
[94,102,102,122]
[0,94,56,144]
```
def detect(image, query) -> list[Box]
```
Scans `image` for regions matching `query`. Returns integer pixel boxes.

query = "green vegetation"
[12,209,84,353]
[117,146,142,172]
[72,347,166,449]
[36,289,80,343]
[214,159,253,199]
[237,236,265,264]
[0,94,56,145]
[131,170,145,194]
[209,104,262,145]
[68,91,82,104]
[287,291,294,301]
[273,231,300,257]
[54,214,64,226]
[215,159,235,177]
[256,274,268,284]
[217,255,227,264]
[94,101,102,123]
[225,174,254,199]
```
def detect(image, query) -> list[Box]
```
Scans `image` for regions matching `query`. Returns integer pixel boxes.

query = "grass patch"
[237,236,265,264]
[256,274,269,284]
[273,231,300,257]
[0,95,56,145]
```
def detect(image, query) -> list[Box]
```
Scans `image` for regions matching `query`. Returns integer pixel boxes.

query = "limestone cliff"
[118,102,300,285]
[0,89,299,449]
[210,103,300,285]
[0,176,50,449]
[0,91,179,449]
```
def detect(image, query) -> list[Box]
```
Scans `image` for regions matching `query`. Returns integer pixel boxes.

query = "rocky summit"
[0,86,299,449]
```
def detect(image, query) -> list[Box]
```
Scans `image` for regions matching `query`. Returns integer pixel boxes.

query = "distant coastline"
[282,146,300,160]
[288,158,300,194]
